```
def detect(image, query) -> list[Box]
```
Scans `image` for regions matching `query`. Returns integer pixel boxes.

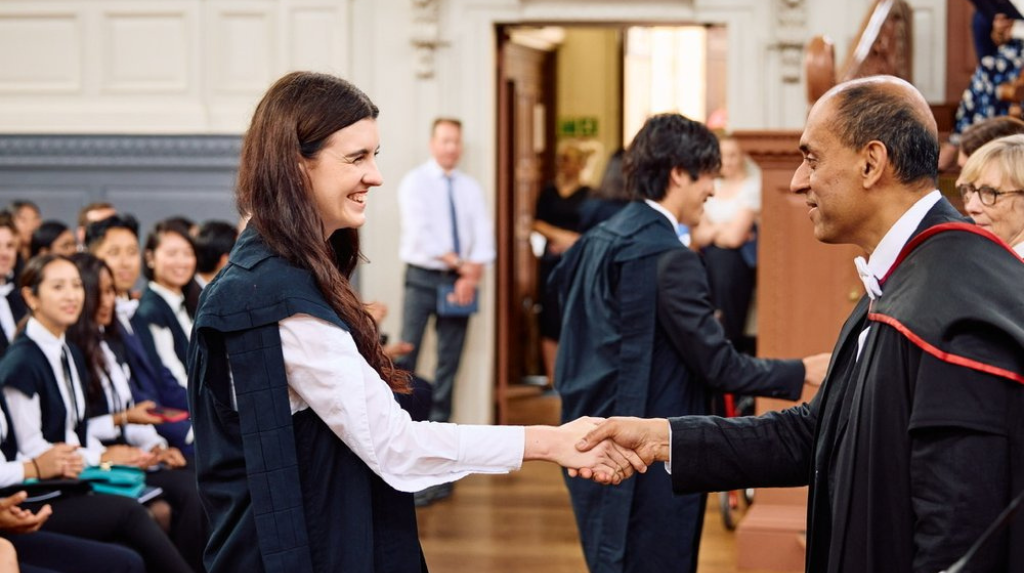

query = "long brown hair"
[238,71,409,392]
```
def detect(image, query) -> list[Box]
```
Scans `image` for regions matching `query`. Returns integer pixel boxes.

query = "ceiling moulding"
[0,135,241,169]
[411,0,448,79]
[774,0,807,83]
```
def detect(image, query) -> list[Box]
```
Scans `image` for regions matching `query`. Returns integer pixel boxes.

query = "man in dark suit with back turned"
[552,113,830,573]
[576,76,1024,573]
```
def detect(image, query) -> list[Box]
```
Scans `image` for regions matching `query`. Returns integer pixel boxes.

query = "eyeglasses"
[957,183,1024,206]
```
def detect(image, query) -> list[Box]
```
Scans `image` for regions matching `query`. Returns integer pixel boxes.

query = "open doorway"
[494,22,727,423]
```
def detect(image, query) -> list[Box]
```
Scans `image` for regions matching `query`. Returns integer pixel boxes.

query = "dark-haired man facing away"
[552,113,829,573]
[577,76,1024,573]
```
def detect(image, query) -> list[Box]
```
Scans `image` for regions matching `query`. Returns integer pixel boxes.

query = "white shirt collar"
[1014,241,1024,258]
[25,317,67,359]
[644,199,680,231]
[194,274,209,290]
[427,158,458,179]
[854,190,942,299]
[148,281,185,311]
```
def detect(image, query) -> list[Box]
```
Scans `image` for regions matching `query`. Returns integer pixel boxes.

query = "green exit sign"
[558,116,599,137]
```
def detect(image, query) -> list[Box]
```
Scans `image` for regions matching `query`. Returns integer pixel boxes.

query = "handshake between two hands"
[527,416,671,485]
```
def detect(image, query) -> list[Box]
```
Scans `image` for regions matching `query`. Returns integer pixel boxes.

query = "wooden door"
[495,34,555,424]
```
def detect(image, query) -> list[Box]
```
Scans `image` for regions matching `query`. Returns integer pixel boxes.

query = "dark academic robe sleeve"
[655,248,805,399]
[668,398,818,493]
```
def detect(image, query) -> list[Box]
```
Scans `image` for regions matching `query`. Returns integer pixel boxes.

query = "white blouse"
[85,340,166,453]
[277,314,524,493]
[3,318,104,466]
[147,282,192,388]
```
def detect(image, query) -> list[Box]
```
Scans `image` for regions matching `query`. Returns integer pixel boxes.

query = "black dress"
[534,183,589,340]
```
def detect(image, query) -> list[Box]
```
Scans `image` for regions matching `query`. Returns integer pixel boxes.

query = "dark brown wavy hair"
[238,71,409,393]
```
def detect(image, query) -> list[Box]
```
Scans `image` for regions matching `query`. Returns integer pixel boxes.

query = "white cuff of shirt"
[664,423,673,475]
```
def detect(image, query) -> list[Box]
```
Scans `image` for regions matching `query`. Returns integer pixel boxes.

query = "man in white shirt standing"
[397,118,495,504]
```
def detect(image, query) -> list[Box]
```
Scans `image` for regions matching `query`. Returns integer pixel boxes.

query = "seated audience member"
[86,216,192,453]
[133,221,196,389]
[0,492,144,573]
[953,12,1024,142]
[957,134,1024,256]
[0,214,27,355]
[0,255,194,573]
[68,254,204,571]
[193,220,238,289]
[160,217,203,318]
[75,203,117,247]
[10,201,40,265]
[29,221,77,258]
[957,115,1024,167]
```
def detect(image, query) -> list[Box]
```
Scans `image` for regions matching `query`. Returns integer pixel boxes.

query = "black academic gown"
[668,199,1024,573]
[552,201,805,573]
[132,287,190,379]
[106,326,193,457]
[188,228,426,573]
[0,336,90,447]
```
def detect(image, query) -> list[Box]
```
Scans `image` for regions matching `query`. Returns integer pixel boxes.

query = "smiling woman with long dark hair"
[188,71,640,573]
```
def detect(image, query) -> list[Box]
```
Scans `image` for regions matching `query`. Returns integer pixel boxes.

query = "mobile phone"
[147,406,189,423]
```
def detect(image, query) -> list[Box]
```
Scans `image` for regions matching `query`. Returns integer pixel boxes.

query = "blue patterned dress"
[953,38,1024,142]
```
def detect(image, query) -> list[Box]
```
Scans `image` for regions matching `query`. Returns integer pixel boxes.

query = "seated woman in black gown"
[0,254,194,573]
[133,221,196,390]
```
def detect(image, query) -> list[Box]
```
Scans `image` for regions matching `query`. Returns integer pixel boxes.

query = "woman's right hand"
[125,400,164,425]
[33,443,82,479]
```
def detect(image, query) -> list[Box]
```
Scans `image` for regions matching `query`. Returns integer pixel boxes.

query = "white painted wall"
[0,0,949,424]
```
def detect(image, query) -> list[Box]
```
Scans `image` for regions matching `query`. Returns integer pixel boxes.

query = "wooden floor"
[417,389,777,573]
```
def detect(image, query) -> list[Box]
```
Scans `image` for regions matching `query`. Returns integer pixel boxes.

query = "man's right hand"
[802,352,831,387]
[574,417,671,467]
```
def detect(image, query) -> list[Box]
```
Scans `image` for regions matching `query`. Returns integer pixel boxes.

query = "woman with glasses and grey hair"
[956,133,1024,257]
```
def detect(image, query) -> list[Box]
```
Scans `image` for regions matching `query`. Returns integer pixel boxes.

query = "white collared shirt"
[3,318,103,466]
[86,340,166,452]
[854,190,942,357]
[398,159,496,270]
[277,313,523,492]
[115,296,139,335]
[1014,242,1024,258]
[644,199,680,230]
[145,283,191,387]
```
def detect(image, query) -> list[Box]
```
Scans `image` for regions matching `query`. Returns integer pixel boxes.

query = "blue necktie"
[446,175,461,256]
